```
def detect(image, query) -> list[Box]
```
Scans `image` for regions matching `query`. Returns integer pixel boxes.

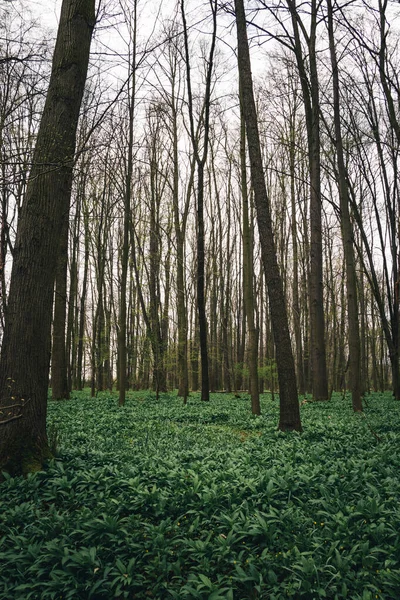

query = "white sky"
[30,0,61,31]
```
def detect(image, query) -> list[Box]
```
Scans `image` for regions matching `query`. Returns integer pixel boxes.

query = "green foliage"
[1,391,400,598]
[258,360,278,387]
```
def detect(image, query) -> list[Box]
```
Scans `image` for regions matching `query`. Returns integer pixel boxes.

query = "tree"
[117,0,137,407]
[285,0,328,401]
[235,0,302,431]
[152,25,192,401]
[239,81,260,415]
[325,0,362,411]
[181,0,218,401]
[0,0,96,475]
[0,5,49,329]
[51,216,70,400]
[337,4,400,399]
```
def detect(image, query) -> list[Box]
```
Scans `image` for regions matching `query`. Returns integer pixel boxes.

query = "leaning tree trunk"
[0,0,95,476]
[235,0,302,431]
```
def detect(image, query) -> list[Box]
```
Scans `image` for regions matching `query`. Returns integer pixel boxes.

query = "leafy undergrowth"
[1,391,400,599]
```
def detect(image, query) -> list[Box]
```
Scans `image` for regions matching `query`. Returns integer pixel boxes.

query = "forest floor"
[0,391,399,599]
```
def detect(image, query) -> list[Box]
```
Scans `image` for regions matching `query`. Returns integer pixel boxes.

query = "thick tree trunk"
[0,0,95,475]
[235,0,301,431]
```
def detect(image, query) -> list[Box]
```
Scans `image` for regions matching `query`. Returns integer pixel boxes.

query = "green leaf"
[198,573,212,588]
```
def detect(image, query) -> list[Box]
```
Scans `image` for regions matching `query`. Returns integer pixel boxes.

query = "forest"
[0,0,400,597]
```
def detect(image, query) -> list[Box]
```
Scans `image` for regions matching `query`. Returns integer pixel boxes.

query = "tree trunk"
[326,0,362,411]
[0,0,95,475]
[118,0,136,407]
[181,0,217,402]
[235,0,301,431]
[287,0,328,400]
[173,119,190,401]
[66,195,80,392]
[51,215,70,400]
[289,116,305,396]
[240,81,260,415]
[197,163,210,401]
[76,203,90,390]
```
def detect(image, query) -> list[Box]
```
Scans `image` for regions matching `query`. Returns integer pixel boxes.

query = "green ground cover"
[0,391,400,599]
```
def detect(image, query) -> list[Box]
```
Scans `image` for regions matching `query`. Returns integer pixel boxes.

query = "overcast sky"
[30,0,61,31]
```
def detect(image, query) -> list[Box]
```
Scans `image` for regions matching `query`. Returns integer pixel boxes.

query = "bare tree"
[325,0,362,411]
[0,0,95,475]
[235,0,302,430]
[181,0,218,401]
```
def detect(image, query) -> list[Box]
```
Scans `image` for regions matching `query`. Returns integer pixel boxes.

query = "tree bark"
[286,0,328,400]
[51,215,70,400]
[235,0,301,431]
[181,0,217,401]
[326,0,362,411]
[118,0,137,407]
[239,81,260,415]
[0,0,95,475]
[289,108,305,396]
[76,201,90,390]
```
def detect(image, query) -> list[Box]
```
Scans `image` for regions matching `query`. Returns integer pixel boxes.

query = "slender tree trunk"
[197,162,210,400]
[287,0,328,400]
[190,303,199,391]
[326,0,362,411]
[66,196,80,392]
[148,127,167,396]
[0,0,95,475]
[173,118,190,401]
[76,205,89,390]
[289,118,305,396]
[51,215,70,400]
[240,81,260,415]
[181,0,217,401]
[118,0,136,407]
[96,295,105,392]
[235,0,301,431]
[258,274,264,394]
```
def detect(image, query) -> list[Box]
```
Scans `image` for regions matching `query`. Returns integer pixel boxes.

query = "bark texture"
[0,0,95,475]
[235,0,301,430]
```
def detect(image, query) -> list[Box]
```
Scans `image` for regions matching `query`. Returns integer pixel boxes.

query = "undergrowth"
[0,391,399,599]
